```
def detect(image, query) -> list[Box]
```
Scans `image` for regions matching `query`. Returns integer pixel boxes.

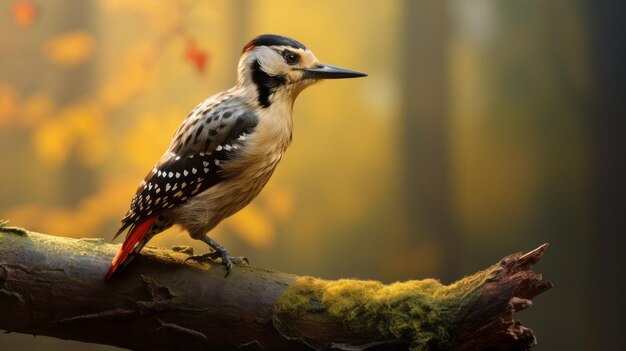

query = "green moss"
[274,265,501,351]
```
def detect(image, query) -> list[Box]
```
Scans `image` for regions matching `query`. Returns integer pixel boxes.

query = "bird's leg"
[185,235,248,276]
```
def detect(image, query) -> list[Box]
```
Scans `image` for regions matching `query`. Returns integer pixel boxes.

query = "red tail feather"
[105,216,158,280]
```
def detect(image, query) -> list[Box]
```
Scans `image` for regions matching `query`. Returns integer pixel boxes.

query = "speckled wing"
[115,97,258,238]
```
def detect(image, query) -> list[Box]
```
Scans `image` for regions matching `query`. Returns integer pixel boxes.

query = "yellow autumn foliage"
[4,177,137,237]
[42,31,95,67]
[264,185,295,220]
[121,109,186,169]
[31,101,106,166]
[225,204,274,248]
[97,44,157,109]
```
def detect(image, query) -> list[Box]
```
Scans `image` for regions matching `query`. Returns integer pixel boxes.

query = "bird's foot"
[185,250,249,277]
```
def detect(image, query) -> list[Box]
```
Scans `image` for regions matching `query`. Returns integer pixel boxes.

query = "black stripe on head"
[242,34,307,53]
[250,60,287,108]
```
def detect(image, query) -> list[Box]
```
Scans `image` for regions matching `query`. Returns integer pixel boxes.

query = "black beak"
[300,64,367,79]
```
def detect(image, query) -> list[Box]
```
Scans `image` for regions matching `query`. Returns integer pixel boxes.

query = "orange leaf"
[0,84,19,127]
[10,0,37,27]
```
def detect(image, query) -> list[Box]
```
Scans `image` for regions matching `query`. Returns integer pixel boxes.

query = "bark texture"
[0,222,551,350]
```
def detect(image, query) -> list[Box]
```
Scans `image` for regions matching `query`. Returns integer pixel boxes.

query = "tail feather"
[105,216,158,280]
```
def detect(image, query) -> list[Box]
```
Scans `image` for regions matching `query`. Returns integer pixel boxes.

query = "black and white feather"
[115,96,259,237]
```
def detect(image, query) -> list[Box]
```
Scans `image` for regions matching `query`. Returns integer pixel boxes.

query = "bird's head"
[236,34,366,108]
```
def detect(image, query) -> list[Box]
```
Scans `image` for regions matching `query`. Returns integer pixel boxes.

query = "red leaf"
[185,40,209,74]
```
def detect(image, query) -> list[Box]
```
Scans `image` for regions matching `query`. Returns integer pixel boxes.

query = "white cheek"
[257,48,284,76]
[265,62,285,76]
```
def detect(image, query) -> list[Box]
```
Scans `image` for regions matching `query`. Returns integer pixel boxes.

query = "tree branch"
[0,222,551,350]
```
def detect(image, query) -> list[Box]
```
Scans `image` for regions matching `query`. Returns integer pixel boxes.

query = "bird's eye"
[283,51,299,65]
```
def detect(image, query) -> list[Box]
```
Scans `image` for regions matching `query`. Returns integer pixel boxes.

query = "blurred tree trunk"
[230,0,250,77]
[401,0,461,282]
[57,1,97,206]
[586,1,626,350]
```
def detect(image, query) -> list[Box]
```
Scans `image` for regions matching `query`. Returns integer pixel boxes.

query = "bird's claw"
[222,254,249,277]
[184,251,249,277]
[184,251,221,262]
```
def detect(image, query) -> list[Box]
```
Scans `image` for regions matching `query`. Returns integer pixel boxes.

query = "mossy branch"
[0,222,551,350]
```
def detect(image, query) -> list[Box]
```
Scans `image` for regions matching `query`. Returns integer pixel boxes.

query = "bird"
[105,34,367,280]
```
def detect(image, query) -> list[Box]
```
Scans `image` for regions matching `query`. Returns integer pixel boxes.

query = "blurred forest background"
[1,0,624,350]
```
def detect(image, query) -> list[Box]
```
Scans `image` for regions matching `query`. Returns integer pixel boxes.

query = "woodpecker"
[105,34,366,279]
